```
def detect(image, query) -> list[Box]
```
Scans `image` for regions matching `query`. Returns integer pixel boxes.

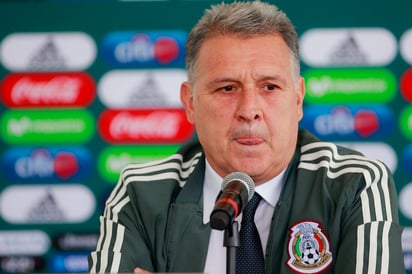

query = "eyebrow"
[206,75,286,89]
[205,77,237,89]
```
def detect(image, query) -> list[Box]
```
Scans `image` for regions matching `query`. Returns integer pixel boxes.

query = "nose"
[236,89,262,122]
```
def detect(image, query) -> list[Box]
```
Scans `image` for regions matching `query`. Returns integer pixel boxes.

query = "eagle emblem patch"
[287,221,332,273]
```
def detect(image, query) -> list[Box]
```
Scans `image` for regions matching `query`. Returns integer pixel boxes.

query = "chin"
[232,163,264,177]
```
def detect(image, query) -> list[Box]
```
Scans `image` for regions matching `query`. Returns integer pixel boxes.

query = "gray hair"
[185,1,300,83]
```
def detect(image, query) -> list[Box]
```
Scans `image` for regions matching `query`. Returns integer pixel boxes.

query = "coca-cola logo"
[1,72,95,108]
[98,109,194,143]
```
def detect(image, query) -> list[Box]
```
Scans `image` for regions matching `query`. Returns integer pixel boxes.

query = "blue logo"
[101,31,187,67]
[403,145,412,177]
[404,251,412,271]
[2,147,92,182]
[300,105,394,140]
[50,253,89,272]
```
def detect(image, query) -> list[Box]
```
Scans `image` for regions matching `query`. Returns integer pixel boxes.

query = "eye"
[264,84,279,92]
[217,85,235,93]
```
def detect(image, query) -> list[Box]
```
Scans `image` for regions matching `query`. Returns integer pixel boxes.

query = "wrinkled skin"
[181,34,305,185]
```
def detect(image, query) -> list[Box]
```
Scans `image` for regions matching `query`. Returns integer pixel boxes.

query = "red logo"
[401,68,412,103]
[54,152,79,180]
[154,37,180,64]
[354,110,380,137]
[1,72,95,108]
[98,109,195,143]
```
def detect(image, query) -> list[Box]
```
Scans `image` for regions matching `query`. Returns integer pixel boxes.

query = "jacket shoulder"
[296,130,393,199]
[120,141,204,186]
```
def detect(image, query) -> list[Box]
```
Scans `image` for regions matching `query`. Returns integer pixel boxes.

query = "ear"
[296,76,306,120]
[180,81,195,124]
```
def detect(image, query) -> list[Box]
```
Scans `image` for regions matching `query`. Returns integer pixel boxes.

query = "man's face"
[181,35,305,185]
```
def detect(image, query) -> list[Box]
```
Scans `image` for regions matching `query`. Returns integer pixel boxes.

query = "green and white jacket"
[89,129,405,274]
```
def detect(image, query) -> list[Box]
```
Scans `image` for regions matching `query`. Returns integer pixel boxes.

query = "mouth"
[234,137,264,145]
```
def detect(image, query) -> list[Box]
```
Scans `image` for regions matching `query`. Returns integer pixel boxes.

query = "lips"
[234,137,264,145]
[231,126,267,145]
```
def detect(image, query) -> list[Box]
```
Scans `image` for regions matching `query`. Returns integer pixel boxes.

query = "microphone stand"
[223,220,239,274]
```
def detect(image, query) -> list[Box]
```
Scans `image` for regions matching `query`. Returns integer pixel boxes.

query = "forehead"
[202,34,288,54]
[195,35,293,80]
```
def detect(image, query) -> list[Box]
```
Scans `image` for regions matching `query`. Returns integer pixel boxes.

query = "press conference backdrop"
[0,0,411,272]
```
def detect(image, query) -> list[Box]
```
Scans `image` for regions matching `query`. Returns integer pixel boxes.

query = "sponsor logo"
[300,28,396,67]
[2,147,92,181]
[336,142,397,173]
[402,227,412,251]
[50,253,88,272]
[53,233,99,251]
[400,28,412,65]
[0,32,96,71]
[300,105,394,140]
[98,69,186,108]
[400,106,412,140]
[1,72,95,108]
[304,68,396,103]
[0,184,95,224]
[0,256,44,273]
[399,183,412,220]
[404,228,412,271]
[0,109,95,144]
[405,252,412,271]
[98,145,180,182]
[400,68,412,103]
[101,31,186,67]
[98,109,194,143]
[402,145,412,177]
[287,221,332,273]
[0,231,50,255]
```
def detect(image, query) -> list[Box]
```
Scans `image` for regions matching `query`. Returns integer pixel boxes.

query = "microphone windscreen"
[221,172,255,200]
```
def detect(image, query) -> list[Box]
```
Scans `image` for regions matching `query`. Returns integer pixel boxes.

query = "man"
[89,1,405,273]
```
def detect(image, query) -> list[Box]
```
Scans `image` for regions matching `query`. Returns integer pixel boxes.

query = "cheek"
[197,106,230,138]
[198,98,228,117]
[199,109,225,127]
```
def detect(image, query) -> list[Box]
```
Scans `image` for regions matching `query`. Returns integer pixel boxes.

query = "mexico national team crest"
[287,221,332,273]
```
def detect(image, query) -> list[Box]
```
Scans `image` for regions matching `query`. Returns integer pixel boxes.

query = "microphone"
[210,172,255,230]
